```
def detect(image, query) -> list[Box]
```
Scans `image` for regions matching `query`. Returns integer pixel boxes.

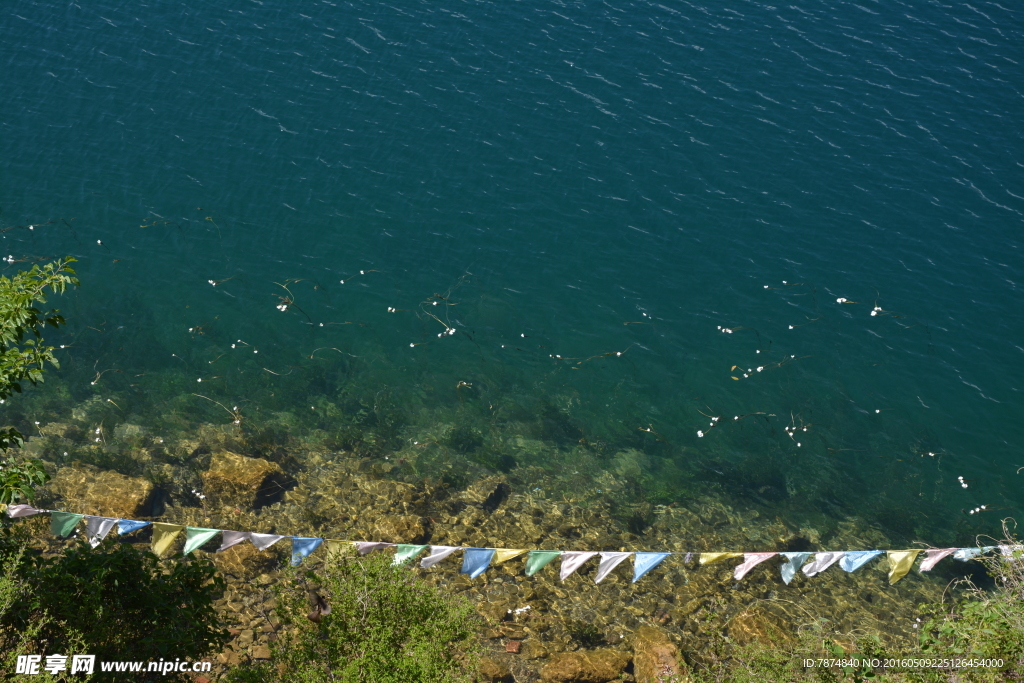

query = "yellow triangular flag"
[700,552,743,565]
[887,550,922,584]
[493,548,528,565]
[151,523,185,557]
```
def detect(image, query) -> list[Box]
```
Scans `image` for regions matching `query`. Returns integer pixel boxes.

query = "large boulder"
[633,625,688,683]
[540,649,630,683]
[49,464,155,518]
[201,451,290,510]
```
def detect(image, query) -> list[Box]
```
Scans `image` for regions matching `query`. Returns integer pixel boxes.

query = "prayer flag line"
[4,505,1009,585]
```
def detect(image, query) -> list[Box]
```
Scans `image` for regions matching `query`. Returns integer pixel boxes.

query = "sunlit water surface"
[2,0,1023,549]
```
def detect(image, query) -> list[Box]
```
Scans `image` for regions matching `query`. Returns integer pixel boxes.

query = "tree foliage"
[0,257,78,503]
[0,532,229,682]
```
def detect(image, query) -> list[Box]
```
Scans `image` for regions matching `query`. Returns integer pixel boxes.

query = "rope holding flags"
[2,506,1011,588]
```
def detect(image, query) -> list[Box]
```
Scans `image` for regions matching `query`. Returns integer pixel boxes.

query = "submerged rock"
[49,463,155,518]
[371,514,430,543]
[210,541,280,580]
[540,649,631,683]
[479,655,514,682]
[633,625,688,683]
[201,451,291,510]
[727,606,793,647]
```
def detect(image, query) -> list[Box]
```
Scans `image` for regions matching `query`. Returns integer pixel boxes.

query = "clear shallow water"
[1,0,1022,546]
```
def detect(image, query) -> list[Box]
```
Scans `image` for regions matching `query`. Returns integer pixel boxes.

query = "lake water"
[2,0,1022,550]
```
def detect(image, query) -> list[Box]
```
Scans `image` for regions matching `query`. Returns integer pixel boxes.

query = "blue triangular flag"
[840,550,883,573]
[291,537,324,566]
[780,552,812,585]
[118,519,151,535]
[460,548,496,579]
[632,552,671,583]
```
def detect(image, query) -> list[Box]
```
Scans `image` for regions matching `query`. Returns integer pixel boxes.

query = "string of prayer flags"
[633,552,671,583]
[559,551,598,580]
[493,549,529,565]
[595,552,632,583]
[151,523,184,557]
[291,537,323,566]
[920,548,957,572]
[887,550,922,584]
[700,552,743,566]
[6,504,44,518]
[219,530,250,553]
[421,545,461,569]
[393,544,428,566]
[840,550,882,572]
[51,511,83,539]
[11,508,1008,587]
[803,551,844,578]
[118,519,150,535]
[184,527,220,555]
[734,552,777,581]
[461,548,496,579]
[250,533,285,551]
[84,516,117,548]
[780,552,812,585]
[525,550,561,576]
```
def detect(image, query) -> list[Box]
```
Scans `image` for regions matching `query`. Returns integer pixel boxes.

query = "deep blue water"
[2,0,1022,545]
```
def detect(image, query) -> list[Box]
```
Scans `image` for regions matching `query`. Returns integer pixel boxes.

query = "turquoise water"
[2,0,1022,546]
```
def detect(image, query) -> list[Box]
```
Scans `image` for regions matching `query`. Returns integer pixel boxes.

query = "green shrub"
[228,549,481,683]
[0,533,229,682]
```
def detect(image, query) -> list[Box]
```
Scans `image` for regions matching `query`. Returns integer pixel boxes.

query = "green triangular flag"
[51,511,84,538]
[184,527,221,555]
[393,544,428,566]
[525,550,561,576]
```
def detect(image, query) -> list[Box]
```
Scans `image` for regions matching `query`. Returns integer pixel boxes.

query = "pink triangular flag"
[733,552,777,581]
[559,551,598,580]
[6,504,44,518]
[594,552,632,583]
[920,548,957,572]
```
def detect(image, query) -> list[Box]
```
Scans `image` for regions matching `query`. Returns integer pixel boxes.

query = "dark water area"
[2,0,1023,556]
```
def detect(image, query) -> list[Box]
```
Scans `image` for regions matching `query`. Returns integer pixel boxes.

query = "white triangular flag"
[559,551,598,580]
[250,533,285,551]
[421,545,461,568]
[594,552,632,583]
[84,516,117,548]
[802,551,844,577]
[218,530,250,552]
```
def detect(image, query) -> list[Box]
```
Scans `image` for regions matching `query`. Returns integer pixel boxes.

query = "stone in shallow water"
[479,655,514,682]
[539,649,631,683]
[49,463,155,518]
[370,514,430,543]
[632,625,689,683]
[727,606,793,647]
[201,451,291,509]
[210,542,279,580]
